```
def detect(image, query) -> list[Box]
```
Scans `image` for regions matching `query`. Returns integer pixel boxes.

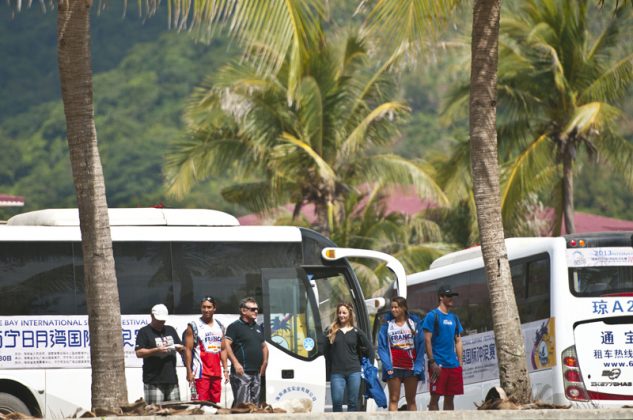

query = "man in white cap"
[135,303,185,404]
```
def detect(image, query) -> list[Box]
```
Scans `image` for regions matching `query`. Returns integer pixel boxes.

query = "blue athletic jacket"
[377,312,425,381]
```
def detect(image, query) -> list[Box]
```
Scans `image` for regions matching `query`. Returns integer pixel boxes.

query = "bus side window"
[75,242,174,315]
[0,242,76,315]
[464,269,492,334]
[523,258,550,322]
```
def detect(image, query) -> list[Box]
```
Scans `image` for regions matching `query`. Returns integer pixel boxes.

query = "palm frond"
[360,154,448,206]
[362,0,459,59]
[171,0,326,80]
[432,138,471,200]
[279,132,336,188]
[296,76,324,155]
[394,243,455,273]
[500,133,558,225]
[220,181,288,214]
[563,102,621,138]
[340,102,409,159]
[594,131,633,189]
[164,128,252,198]
[579,53,633,104]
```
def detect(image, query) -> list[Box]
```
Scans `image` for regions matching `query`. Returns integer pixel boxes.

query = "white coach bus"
[405,232,633,409]
[0,208,406,417]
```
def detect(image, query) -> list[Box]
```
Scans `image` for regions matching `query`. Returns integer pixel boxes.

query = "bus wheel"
[0,392,30,416]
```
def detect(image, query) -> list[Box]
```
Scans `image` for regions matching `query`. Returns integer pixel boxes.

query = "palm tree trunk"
[562,150,576,233]
[469,0,531,403]
[314,190,333,236]
[57,0,127,412]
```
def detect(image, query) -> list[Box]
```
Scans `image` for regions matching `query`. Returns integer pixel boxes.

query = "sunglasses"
[201,296,216,303]
[243,306,259,312]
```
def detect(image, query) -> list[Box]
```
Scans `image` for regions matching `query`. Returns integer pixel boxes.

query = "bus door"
[261,268,325,411]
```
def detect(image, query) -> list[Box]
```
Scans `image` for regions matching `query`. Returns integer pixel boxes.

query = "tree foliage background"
[1,2,632,222]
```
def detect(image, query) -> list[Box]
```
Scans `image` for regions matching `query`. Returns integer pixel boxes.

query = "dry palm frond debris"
[476,387,571,410]
[0,412,36,420]
[71,399,287,417]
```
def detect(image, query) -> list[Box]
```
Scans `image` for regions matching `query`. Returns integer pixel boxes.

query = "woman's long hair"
[327,303,355,344]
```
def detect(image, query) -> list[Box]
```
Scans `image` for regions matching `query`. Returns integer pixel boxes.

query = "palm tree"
[468,0,532,403]
[445,0,633,235]
[363,0,532,400]
[56,1,127,412]
[500,0,633,234]
[165,31,447,235]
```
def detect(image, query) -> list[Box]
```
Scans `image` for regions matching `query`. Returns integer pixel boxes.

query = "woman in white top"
[377,297,425,411]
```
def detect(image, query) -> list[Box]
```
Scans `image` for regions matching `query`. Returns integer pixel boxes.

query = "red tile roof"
[238,188,633,234]
[0,194,24,207]
[564,211,633,233]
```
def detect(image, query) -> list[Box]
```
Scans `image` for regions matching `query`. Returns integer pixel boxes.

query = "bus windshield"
[570,266,633,297]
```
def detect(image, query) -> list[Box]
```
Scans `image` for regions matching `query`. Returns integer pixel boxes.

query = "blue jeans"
[331,371,361,412]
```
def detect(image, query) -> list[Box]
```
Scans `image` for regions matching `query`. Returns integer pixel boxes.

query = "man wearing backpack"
[184,296,228,403]
[422,286,464,410]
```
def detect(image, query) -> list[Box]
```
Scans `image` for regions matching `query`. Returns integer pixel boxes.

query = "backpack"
[432,309,459,339]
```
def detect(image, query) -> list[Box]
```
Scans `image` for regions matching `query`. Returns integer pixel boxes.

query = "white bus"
[404,232,633,409]
[0,208,406,417]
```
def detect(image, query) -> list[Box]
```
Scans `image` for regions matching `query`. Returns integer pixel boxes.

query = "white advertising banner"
[461,318,556,386]
[567,247,633,267]
[0,314,238,369]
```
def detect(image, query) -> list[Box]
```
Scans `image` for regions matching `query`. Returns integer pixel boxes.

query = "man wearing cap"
[135,304,185,404]
[422,286,464,410]
[184,296,228,403]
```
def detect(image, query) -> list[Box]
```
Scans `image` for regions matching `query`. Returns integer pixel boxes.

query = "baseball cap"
[438,285,459,297]
[151,304,169,321]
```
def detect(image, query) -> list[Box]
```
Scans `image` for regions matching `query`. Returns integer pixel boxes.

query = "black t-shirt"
[225,318,265,374]
[325,328,372,375]
[135,324,182,384]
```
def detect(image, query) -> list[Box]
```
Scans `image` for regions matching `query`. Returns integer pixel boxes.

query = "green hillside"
[1,3,632,223]
[0,5,241,219]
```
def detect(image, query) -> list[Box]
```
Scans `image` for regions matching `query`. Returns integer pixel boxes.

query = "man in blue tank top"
[422,286,464,410]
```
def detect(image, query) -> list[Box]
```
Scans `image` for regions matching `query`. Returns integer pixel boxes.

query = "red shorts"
[430,366,463,396]
[195,376,222,403]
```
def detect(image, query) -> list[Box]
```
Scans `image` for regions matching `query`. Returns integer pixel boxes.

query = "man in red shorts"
[422,286,464,410]
[184,296,228,403]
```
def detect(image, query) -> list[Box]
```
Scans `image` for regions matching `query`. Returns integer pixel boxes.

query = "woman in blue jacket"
[377,296,424,411]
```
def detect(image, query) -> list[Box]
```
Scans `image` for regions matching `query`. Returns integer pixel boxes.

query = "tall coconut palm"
[363,0,532,401]
[57,0,127,412]
[445,0,633,235]
[165,31,447,234]
[469,0,532,403]
[499,0,633,234]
